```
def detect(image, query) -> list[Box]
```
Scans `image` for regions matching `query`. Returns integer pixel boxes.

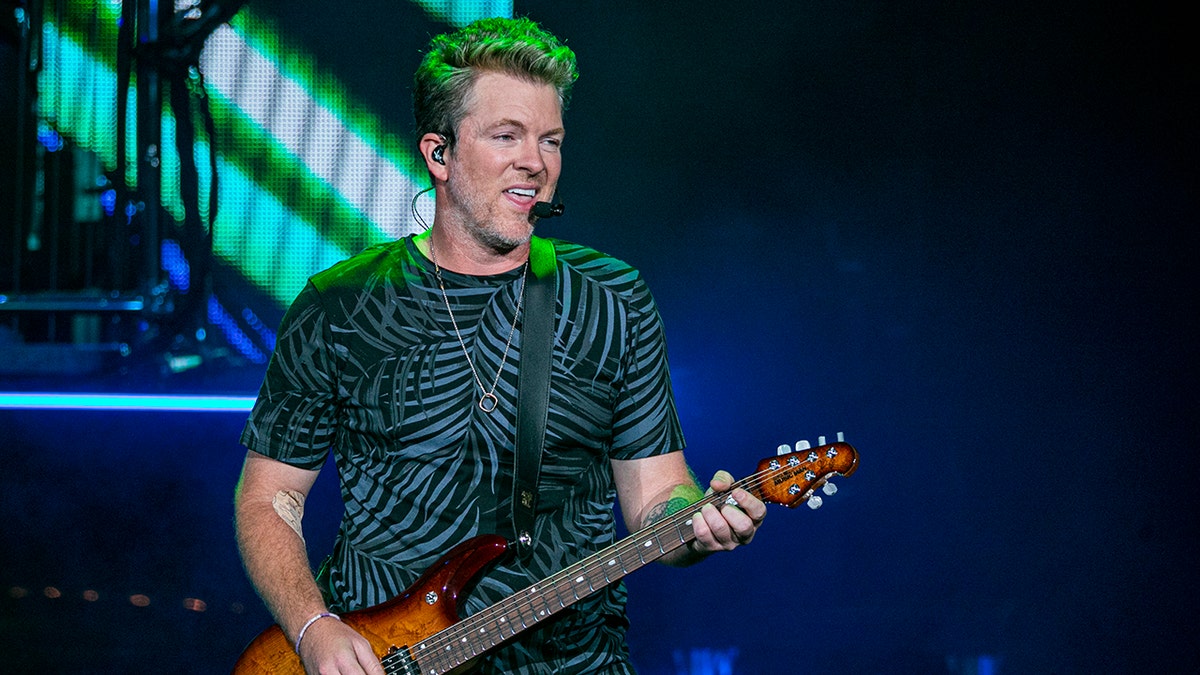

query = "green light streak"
[200,20,425,246]
[39,22,119,168]
[37,1,513,308]
[412,0,514,26]
[212,156,350,305]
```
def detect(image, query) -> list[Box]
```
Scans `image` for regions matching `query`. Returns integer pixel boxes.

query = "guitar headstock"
[754,435,859,509]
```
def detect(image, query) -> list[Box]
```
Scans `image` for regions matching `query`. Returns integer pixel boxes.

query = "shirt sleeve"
[608,277,686,461]
[239,281,340,470]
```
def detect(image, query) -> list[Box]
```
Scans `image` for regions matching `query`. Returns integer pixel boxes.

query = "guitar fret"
[533,585,553,620]
[496,614,515,637]
[519,588,538,628]
[624,549,638,571]
[602,557,619,583]
[552,576,571,608]
[476,624,495,651]
[423,648,449,675]
[676,518,693,549]
[635,535,657,564]
[517,592,535,629]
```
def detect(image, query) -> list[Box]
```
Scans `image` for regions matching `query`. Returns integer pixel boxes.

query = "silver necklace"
[428,240,527,413]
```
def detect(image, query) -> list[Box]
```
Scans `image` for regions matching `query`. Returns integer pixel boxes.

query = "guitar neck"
[393,480,752,674]
[374,441,858,675]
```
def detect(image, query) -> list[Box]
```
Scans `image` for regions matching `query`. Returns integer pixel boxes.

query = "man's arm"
[234,450,384,674]
[611,451,766,567]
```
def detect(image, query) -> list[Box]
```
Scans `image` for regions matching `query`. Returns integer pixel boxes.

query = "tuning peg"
[836,431,845,442]
[822,482,838,496]
[818,435,826,445]
[776,444,791,456]
[807,494,824,510]
[795,440,811,451]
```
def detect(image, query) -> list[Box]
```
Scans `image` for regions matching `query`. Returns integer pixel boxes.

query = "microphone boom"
[532,201,565,218]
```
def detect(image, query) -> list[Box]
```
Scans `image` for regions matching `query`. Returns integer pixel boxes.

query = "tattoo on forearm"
[644,483,705,526]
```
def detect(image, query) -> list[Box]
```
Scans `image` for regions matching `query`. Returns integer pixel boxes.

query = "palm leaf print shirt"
[241,235,685,673]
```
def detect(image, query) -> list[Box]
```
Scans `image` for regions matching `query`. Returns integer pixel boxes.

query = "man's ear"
[420,133,450,181]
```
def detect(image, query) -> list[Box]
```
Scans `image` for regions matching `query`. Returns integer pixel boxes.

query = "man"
[234,16,765,674]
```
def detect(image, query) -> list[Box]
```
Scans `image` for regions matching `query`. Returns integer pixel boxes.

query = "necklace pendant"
[478,393,499,413]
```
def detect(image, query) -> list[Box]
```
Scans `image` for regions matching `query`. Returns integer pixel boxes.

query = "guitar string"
[387,461,814,674]
[382,449,845,672]
[382,454,829,672]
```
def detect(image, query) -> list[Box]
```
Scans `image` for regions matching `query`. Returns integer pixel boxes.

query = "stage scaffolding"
[1,0,244,377]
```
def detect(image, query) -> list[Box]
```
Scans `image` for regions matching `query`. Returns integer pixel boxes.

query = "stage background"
[1,1,1195,673]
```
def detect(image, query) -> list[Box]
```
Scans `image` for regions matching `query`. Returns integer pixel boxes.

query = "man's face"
[443,71,565,253]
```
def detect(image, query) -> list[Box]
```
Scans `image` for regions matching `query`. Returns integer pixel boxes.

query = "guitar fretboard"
[393,486,731,674]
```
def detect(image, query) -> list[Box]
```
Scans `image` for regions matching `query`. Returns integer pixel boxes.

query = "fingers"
[357,638,388,675]
[705,469,735,495]
[691,471,766,554]
[299,620,387,675]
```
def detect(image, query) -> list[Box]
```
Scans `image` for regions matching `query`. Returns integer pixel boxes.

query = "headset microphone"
[532,200,565,218]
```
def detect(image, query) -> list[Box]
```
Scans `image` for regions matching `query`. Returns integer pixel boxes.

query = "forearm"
[640,482,712,567]
[614,453,763,566]
[235,494,329,643]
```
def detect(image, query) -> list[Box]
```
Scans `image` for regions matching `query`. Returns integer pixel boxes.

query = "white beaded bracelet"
[294,611,341,655]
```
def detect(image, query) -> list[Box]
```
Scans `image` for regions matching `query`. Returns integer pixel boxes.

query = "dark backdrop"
[2,1,1195,673]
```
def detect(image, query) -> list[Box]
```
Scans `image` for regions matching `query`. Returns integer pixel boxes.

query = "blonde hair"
[413,17,578,146]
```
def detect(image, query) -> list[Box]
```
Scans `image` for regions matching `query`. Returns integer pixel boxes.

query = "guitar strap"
[511,235,556,561]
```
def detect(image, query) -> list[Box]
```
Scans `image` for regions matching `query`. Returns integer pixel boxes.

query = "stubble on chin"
[464,216,534,255]
[445,173,537,255]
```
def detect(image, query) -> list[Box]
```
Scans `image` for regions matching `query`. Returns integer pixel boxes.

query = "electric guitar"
[234,437,859,674]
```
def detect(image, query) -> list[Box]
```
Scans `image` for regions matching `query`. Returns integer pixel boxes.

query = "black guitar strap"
[512,235,556,561]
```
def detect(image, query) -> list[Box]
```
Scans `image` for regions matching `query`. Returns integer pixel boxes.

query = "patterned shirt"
[241,235,685,673]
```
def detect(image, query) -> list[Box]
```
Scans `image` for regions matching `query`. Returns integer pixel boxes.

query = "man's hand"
[689,470,767,554]
[611,453,767,566]
[297,617,386,675]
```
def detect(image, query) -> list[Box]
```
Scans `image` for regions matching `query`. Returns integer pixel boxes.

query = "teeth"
[507,188,536,197]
